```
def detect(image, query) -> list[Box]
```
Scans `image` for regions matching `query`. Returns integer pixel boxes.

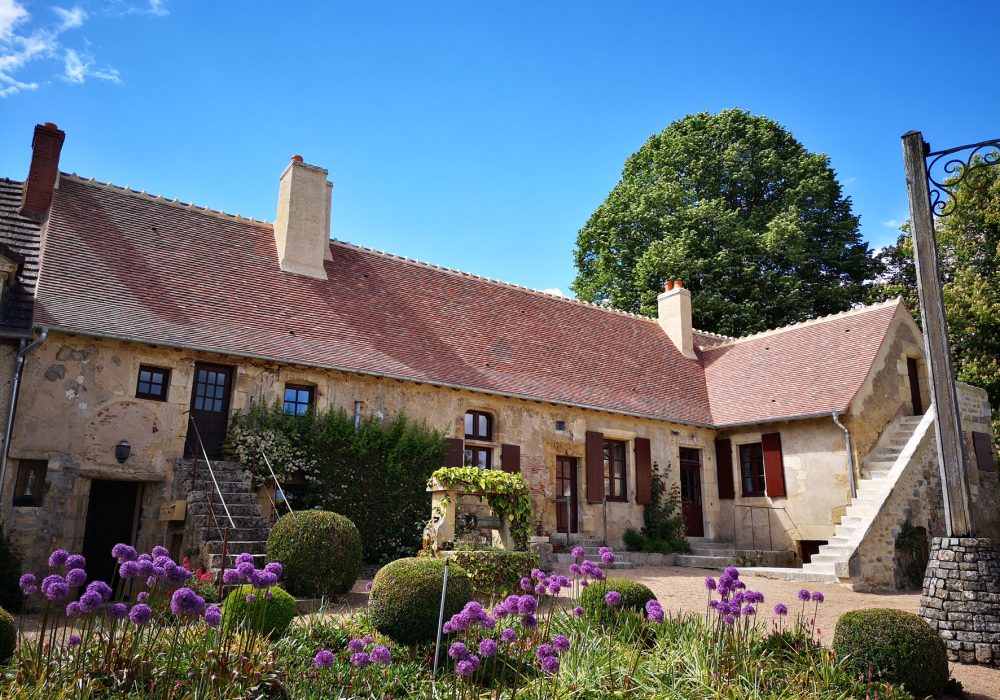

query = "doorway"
[81,480,141,585]
[679,448,705,537]
[907,357,924,416]
[185,363,234,459]
[555,456,578,534]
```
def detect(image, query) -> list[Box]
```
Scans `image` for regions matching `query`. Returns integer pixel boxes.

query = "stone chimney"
[657,280,696,359]
[273,155,333,279]
[20,122,65,220]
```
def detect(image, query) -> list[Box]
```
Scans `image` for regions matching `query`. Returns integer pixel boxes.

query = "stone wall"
[957,382,1000,539]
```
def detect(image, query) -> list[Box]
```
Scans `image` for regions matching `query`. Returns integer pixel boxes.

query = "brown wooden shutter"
[714,438,735,500]
[762,432,787,498]
[446,438,464,468]
[586,430,605,503]
[973,431,996,472]
[501,444,520,474]
[634,437,652,505]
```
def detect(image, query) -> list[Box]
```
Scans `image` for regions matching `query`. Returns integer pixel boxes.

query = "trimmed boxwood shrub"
[833,608,948,698]
[580,577,657,625]
[369,557,472,645]
[449,549,539,596]
[222,584,297,637]
[0,606,14,662]
[267,511,362,598]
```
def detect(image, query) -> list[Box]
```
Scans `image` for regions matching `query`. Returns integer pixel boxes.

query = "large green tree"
[572,109,879,336]
[870,158,1000,442]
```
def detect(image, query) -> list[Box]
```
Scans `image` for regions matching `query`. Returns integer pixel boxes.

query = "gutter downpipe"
[832,412,856,499]
[0,328,48,511]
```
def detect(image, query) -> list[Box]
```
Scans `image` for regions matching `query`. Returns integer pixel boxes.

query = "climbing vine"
[429,467,533,547]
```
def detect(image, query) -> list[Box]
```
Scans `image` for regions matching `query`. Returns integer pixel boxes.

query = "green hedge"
[448,549,538,596]
[0,607,14,663]
[222,584,296,637]
[369,557,472,645]
[833,608,948,698]
[580,577,657,626]
[267,511,362,598]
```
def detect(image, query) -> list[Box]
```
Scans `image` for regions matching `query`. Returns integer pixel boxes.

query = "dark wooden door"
[555,456,578,534]
[907,357,923,415]
[679,448,705,537]
[185,363,234,459]
[81,480,140,585]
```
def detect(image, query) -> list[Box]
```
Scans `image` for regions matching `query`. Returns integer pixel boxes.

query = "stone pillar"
[919,537,1000,666]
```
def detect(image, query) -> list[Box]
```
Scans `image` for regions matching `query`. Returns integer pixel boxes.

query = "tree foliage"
[870,157,1000,442]
[572,109,879,336]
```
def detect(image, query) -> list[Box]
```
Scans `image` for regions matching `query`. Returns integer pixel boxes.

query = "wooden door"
[907,357,923,415]
[679,448,705,537]
[81,480,140,585]
[185,363,234,459]
[555,456,578,534]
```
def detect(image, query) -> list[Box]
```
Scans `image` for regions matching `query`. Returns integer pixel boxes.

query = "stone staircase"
[800,412,930,579]
[175,460,271,571]
[675,537,795,570]
[552,538,635,570]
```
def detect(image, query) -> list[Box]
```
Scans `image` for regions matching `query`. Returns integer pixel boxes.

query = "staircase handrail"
[253,434,295,519]
[187,416,237,530]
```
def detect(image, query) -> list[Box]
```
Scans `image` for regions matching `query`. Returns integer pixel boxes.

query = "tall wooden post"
[901,131,973,537]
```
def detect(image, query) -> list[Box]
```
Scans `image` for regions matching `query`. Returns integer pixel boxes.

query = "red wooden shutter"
[586,430,605,503]
[446,438,464,468]
[761,432,787,498]
[634,438,652,505]
[973,431,996,472]
[501,444,520,474]
[714,438,735,500]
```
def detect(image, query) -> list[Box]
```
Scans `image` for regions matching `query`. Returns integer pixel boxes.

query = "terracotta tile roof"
[0,179,42,334]
[701,300,903,427]
[34,176,715,424]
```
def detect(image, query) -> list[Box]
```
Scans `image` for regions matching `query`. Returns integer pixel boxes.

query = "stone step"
[189,491,259,506]
[805,553,841,565]
[817,544,850,557]
[188,502,261,515]
[552,553,634,569]
[689,548,736,557]
[563,539,604,547]
[861,470,890,480]
[844,505,874,519]
[674,554,738,569]
[834,524,858,538]
[839,515,865,527]
[685,538,736,551]
[827,536,851,546]
[205,540,267,554]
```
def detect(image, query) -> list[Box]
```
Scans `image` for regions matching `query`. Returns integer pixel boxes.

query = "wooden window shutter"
[634,438,652,505]
[501,444,520,474]
[761,432,787,498]
[973,431,996,472]
[586,430,605,503]
[446,438,464,468]
[714,438,735,500]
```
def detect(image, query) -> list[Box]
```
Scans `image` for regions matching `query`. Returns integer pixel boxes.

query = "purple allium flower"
[571,546,585,559]
[704,577,717,591]
[87,580,112,602]
[107,603,128,620]
[129,603,152,626]
[517,595,537,614]
[774,603,788,616]
[66,568,87,587]
[601,551,616,565]
[370,645,391,664]
[65,554,86,570]
[204,604,222,628]
[455,659,475,677]
[235,552,254,566]
[170,587,206,617]
[151,546,169,559]
[645,600,664,623]
[478,638,498,657]
[80,590,104,612]
[811,591,825,603]
[552,635,570,653]
[220,568,238,585]
[519,577,531,591]
[580,579,589,588]
[599,546,610,555]
[136,591,149,603]
[111,543,137,563]
[724,566,740,578]
[743,605,756,616]
[521,613,537,629]
[168,567,192,584]
[723,613,736,625]
[541,655,560,674]
[365,581,372,591]
[797,589,811,602]
[708,600,719,610]
[67,634,81,647]
[350,652,371,667]
[605,591,622,607]
[245,593,256,603]
[65,601,82,617]
[448,642,468,659]
[531,568,545,581]
[535,644,553,660]
[442,621,455,634]
[361,635,373,647]
[136,560,154,578]
[236,561,255,581]
[534,582,546,596]
[573,606,584,617]
[42,575,68,601]
[568,563,582,576]
[348,638,366,653]
[119,561,139,579]
[500,627,516,643]
[313,650,334,668]
[467,653,481,671]
[48,549,69,569]
[19,573,37,595]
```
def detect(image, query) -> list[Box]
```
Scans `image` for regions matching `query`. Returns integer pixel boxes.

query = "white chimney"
[273,155,333,279]
[657,280,696,359]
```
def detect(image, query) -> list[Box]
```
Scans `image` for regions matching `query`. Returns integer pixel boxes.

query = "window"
[283,384,314,416]
[464,411,493,441]
[135,365,170,401]
[464,446,492,469]
[12,460,47,507]
[740,443,766,496]
[604,439,627,501]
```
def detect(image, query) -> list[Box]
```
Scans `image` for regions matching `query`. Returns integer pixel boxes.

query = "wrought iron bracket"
[925,137,1000,217]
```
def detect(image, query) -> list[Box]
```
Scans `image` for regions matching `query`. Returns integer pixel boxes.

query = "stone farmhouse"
[0,123,996,588]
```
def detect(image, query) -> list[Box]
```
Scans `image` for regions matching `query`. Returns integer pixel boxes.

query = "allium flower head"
[170,587,206,617]
[541,655,560,674]
[601,551,616,565]
[204,605,222,628]
[478,638,498,657]
[774,603,788,616]
[107,603,128,620]
[19,573,37,595]
[67,634,82,647]
[111,543,137,563]
[348,638,366,652]
[87,580,112,602]
[236,561,255,581]
[41,575,68,601]
[350,652,370,667]
[136,560,154,578]
[129,603,152,626]
[448,642,468,660]
[235,552,255,566]
[519,577,531,591]
[66,568,87,587]
[521,613,537,628]
[723,613,736,625]
[599,546,610,555]
[500,627,517,643]
[724,566,740,579]
[455,659,475,676]
[645,599,664,623]
[370,645,391,664]
[568,563,582,576]
[80,590,104,612]
[222,568,239,585]
[151,545,170,559]
[65,554,86,570]
[531,568,545,581]
[573,606,584,617]
[534,582,546,596]
[136,591,149,603]
[797,589,811,602]
[119,561,139,579]
[65,601,82,617]
[605,591,622,607]
[365,581,372,591]
[811,591,825,603]
[571,546,585,559]
[48,549,69,569]
[743,605,756,616]
[535,643,553,660]
[264,562,283,579]
[704,577,717,591]
[552,635,570,653]
[517,595,537,614]
[245,593,256,603]
[313,650,334,668]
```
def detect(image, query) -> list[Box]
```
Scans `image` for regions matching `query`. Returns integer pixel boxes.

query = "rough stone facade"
[919,537,1000,666]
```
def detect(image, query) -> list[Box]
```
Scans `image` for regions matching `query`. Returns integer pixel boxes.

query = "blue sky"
[2,1,999,296]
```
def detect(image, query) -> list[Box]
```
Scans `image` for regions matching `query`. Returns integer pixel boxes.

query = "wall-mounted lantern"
[115,439,131,464]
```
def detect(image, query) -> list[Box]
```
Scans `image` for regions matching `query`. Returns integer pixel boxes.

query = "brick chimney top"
[20,122,66,220]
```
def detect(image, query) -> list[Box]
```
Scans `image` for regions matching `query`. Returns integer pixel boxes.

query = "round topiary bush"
[580,577,657,625]
[266,511,362,598]
[0,606,15,663]
[833,608,948,698]
[369,557,472,645]
[222,584,297,637]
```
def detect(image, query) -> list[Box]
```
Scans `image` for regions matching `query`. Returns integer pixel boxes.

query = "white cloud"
[541,288,569,298]
[53,6,86,30]
[106,0,168,16]
[882,219,905,229]
[0,0,28,40]
[63,47,119,84]
[147,0,168,16]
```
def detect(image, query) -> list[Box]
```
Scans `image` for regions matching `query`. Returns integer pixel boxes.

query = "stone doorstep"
[740,566,838,583]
